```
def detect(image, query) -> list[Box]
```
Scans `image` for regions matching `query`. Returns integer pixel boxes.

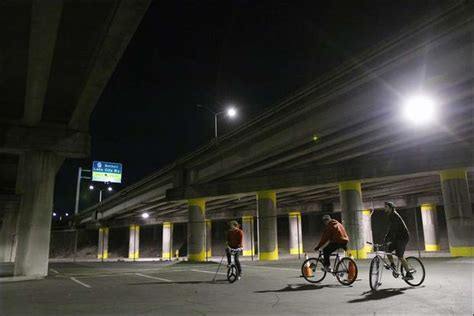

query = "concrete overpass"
[0,0,150,277]
[75,2,473,263]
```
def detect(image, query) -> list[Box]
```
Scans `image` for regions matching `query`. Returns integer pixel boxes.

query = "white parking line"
[49,269,59,274]
[191,269,226,275]
[135,273,173,282]
[241,265,299,271]
[70,277,91,288]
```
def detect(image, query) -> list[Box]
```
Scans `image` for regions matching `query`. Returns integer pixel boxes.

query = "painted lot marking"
[70,277,91,288]
[49,269,59,274]
[191,269,226,275]
[135,273,173,282]
[241,265,299,272]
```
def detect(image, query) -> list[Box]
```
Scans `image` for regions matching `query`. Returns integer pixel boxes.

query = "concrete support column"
[128,224,140,259]
[162,222,173,260]
[242,216,255,256]
[420,203,440,251]
[257,191,278,261]
[288,211,303,255]
[362,209,373,251]
[339,181,369,259]
[98,227,109,259]
[187,198,206,261]
[0,211,19,262]
[14,151,60,277]
[440,169,473,257]
[205,219,212,259]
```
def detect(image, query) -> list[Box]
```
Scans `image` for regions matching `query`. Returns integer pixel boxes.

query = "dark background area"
[53,0,450,215]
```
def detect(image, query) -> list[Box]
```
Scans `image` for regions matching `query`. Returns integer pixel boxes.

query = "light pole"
[74,167,92,215]
[197,104,237,138]
[89,184,113,203]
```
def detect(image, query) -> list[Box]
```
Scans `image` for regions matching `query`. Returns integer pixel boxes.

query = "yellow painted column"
[162,222,173,260]
[98,227,109,259]
[242,216,255,256]
[128,224,140,259]
[188,198,206,261]
[288,211,303,255]
[339,181,371,259]
[257,191,278,261]
[420,204,441,251]
[440,169,473,257]
[205,219,212,259]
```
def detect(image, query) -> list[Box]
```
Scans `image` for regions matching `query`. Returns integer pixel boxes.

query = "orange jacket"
[316,219,349,249]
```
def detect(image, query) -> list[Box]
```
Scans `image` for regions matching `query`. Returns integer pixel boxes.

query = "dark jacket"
[385,211,409,241]
[316,219,349,249]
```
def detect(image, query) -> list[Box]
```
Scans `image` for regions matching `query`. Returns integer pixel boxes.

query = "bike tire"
[301,258,326,283]
[335,257,358,286]
[369,256,382,290]
[227,265,238,283]
[401,256,425,286]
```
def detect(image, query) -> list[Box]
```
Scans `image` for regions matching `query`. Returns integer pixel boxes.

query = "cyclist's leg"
[234,250,242,275]
[396,238,412,277]
[323,243,339,269]
[386,242,396,269]
[225,247,232,266]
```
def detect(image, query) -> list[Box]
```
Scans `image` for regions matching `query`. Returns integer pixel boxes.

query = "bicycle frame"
[316,249,344,275]
[372,245,401,277]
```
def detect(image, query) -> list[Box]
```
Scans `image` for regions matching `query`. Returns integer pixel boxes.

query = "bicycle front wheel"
[301,258,326,283]
[227,265,238,283]
[401,256,425,286]
[335,257,358,286]
[369,256,382,290]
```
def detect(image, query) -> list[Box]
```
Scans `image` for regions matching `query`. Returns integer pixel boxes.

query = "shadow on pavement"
[348,286,424,303]
[255,283,344,293]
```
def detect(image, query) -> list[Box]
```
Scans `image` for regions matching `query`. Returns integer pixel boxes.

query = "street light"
[142,212,149,219]
[402,94,436,125]
[89,184,113,203]
[197,104,238,138]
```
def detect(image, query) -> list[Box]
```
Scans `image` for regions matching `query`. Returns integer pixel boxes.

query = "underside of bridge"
[74,2,473,262]
[0,0,150,277]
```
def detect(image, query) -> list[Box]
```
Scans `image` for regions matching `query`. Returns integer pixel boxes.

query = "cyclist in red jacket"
[314,215,349,272]
[226,220,243,278]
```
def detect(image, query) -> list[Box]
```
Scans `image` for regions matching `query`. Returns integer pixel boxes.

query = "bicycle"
[367,241,425,291]
[301,249,358,286]
[226,247,242,283]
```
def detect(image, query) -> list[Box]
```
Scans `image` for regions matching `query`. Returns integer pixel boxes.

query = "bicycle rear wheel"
[227,265,238,283]
[369,256,382,290]
[401,256,425,286]
[301,258,326,283]
[335,257,358,286]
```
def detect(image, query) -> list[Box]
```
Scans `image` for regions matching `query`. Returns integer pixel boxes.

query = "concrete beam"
[167,146,473,200]
[0,124,90,158]
[69,0,151,131]
[23,0,63,126]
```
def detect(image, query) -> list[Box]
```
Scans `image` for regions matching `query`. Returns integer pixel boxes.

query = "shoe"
[384,264,391,270]
[403,273,413,281]
[322,266,333,273]
[237,275,241,280]
[390,263,396,270]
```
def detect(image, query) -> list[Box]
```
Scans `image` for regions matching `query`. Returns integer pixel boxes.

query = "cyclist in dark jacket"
[384,202,413,280]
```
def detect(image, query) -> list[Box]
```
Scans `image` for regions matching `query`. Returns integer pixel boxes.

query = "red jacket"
[227,228,243,248]
[316,219,349,249]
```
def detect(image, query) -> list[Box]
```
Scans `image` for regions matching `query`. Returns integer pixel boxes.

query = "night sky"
[54,0,449,215]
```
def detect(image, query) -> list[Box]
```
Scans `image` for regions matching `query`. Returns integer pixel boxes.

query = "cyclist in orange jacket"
[314,215,349,272]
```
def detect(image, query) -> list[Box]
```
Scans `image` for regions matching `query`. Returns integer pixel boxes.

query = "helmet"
[384,201,396,209]
[322,214,332,222]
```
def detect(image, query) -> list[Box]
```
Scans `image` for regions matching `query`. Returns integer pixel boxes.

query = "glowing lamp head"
[402,94,436,125]
[142,212,149,219]
[89,185,94,190]
[227,107,237,118]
